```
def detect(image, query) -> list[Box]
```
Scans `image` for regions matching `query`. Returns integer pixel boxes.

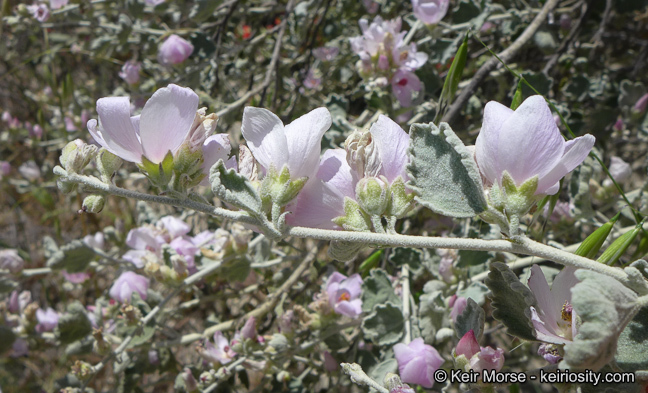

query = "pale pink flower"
[119,60,141,85]
[527,265,579,345]
[64,116,77,132]
[393,338,444,388]
[362,0,379,14]
[12,338,29,357]
[303,69,321,90]
[109,271,150,302]
[49,0,68,9]
[19,161,41,181]
[411,0,449,25]
[633,93,648,114]
[0,161,11,178]
[27,4,49,22]
[145,0,165,5]
[87,84,199,163]
[0,250,24,273]
[475,95,595,195]
[391,70,422,107]
[455,330,505,373]
[326,272,363,318]
[449,296,467,323]
[323,351,338,371]
[31,124,44,138]
[199,331,237,365]
[63,270,90,284]
[241,107,331,179]
[159,216,191,239]
[158,35,194,66]
[240,317,258,341]
[201,134,237,184]
[35,307,59,333]
[83,232,105,250]
[288,115,409,229]
[603,156,631,187]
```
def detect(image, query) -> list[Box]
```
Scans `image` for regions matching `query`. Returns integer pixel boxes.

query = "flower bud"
[60,139,98,173]
[182,368,198,392]
[0,249,25,274]
[387,177,414,218]
[332,198,372,232]
[81,195,105,214]
[356,177,389,216]
[96,148,123,183]
[633,93,648,115]
[119,60,141,85]
[186,108,218,153]
[158,34,194,66]
[260,165,307,207]
[345,130,381,178]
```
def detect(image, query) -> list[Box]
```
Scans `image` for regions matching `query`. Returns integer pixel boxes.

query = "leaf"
[0,276,18,294]
[418,284,447,343]
[362,303,404,346]
[407,122,487,218]
[56,302,93,344]
[457,249,492,267]
[209,160,262,214]
[457,282,489,305]
[485,262,538,341]
[0,325,16,354]
[368,359,398,385]
[388,247,422,270]
[46,240,95,273]
[455,297,485,341]
[361,269,400,313]
[562,270,639,371]
[616,306,648,372]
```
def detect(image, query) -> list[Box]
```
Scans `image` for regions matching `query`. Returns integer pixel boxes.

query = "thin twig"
[442,0,560,124]
[543,1,588,74]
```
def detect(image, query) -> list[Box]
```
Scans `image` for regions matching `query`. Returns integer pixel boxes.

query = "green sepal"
[500,172,540,215]
[597,221,643,265]
[96,149,123,183]
[575,212,620,259]
[138,151,174,189]
[260,165,308,207]
[387,177,414,218]
[173,142,204,177]
[332,197,372,232]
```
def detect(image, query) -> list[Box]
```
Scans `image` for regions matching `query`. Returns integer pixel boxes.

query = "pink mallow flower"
[411,0,449,25]
[603,156,632,187]
[326,272,363,318]
[35,307,59,333]
[201,133,237,184]
[0,249,25,273]
[288,115,409,229]
[391,70,422,107]
[109,271,150,302]
[119,60,141,85]
[313,46,339,62]
[158,34,194,66]
[394,338,444,388]
[455,330,505,373]
[87,84,199,164]
[240,106,331,180]
[475,95,595,195]
[527,265,579,346]
[49,0,68,9]
[633,93,648,114]
[199,331,237,365]
[27,3,50,22]
[63,270,90,284]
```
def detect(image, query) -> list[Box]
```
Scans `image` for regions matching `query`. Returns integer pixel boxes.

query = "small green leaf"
[361,269,400,313]
[46,240,95,273]
[209,159,262,214]
[56,302,93,344]
[597,221,643,265]
[418,285,447,343]
[389,248,422,271]
[407,122,487,218]
[563,270,639,371]
[362,303,404,345]
[510,79,524,110]
[574,212,620,259]
[436,33,468,122]
[485,262,538,341]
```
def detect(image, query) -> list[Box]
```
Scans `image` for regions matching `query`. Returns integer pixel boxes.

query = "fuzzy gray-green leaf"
[407,122,487,218]
[361,269,400,313]
[616,306,648,372]
[362,303,404,346]
[209,159,262,214]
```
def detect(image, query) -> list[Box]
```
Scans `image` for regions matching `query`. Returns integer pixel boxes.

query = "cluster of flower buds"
[350,17,428,107]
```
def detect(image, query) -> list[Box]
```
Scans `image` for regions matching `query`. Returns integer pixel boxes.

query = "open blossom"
[288,115,409,229]
[394,338,444,388]
[109,271,150,302]
[158,34,194,65]
[527,265,579,346]
[87,84,199,164]
[199,331,236,365]
[241,107,331,179]
[411,0,449,25]
[27,3,50,22]
[0,249,25,273]
[455,330,505,373]
[475,95,595,195]
[350,17,427,107]
[326,272,363,318]
[49,0,68,9]
[119,60,141,85]
[603,156,631,187]
[35,307,59,333]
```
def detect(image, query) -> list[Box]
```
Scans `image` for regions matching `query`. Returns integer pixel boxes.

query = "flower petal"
[530,306,570,344]
[527,265,559,329]
[95,97,144,162]
[475,101,513,185]
[536,135,595,194]
[139,84,199,163]
[283,107,332,179]
[370,115,409,182]
[241,107,288,172]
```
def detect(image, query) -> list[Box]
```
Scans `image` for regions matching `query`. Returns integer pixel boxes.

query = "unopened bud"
[81,195,105,213]
[96,148,122,183]
[276,370,291,383]
[356,177,389,216]
[260,165,307,207]
[345,130,381,178]
[60,139,98,173]
[71,360,92,379]
[182,368,199,392]
[120,303,141,325]
[387,177,414,217]
[92,328,111,355]
[332,197,372,232]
